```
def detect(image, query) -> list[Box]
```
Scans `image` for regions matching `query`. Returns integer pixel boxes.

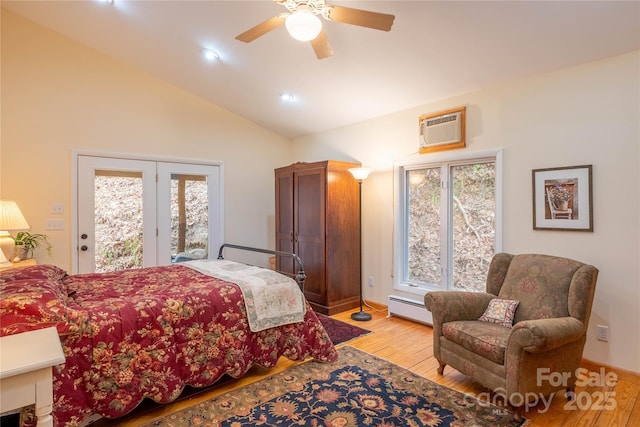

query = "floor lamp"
[348,167,371,321]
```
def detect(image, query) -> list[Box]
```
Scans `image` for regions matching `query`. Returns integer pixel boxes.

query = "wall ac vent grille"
[420,111,462,148]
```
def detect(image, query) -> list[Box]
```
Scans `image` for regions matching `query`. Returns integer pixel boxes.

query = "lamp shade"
[348,167,372,182]
[0,200,30,231]
[285,9,322,41]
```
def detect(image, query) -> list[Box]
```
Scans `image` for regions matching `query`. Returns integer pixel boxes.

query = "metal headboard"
[216,243,306,291]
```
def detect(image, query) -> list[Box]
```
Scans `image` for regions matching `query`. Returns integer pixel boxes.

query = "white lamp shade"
[285,10,322,41]
[0,200,30,231]
[348,167,372,182]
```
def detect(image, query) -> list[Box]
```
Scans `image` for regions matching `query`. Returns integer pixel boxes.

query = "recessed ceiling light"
[280,92,296,102]
[202,48,220,62]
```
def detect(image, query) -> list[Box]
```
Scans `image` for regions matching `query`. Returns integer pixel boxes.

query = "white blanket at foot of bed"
[182,259,307,332]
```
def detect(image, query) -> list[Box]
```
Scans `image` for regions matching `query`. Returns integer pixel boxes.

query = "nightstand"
[0,327,65,427]
[0,258,37,271]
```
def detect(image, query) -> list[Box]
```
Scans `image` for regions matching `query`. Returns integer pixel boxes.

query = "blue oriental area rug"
[143,346,527,427]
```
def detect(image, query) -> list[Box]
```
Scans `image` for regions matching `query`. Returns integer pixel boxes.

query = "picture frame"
[532,165,593,231]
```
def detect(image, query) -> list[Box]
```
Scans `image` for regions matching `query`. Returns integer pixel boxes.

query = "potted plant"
[13,231,53,261]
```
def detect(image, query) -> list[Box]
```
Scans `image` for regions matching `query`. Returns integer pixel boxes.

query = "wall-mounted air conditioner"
[418,106,466,154]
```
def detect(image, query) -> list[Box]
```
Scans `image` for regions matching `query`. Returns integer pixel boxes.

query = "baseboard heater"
[387,295,432,325]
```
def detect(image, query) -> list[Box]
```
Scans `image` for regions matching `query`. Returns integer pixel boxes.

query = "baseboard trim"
[581,358,640,385]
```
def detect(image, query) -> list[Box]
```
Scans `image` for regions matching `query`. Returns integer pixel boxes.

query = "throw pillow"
[0,278,83,337]
[478,298,519,328]
[0,264,68,284]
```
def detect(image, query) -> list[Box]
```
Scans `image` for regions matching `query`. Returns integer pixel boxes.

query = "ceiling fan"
[235,0,395,60]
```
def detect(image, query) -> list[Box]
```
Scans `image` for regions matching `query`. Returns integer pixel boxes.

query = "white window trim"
[393,148,503,297]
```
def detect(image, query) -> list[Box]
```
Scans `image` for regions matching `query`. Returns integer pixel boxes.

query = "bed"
[0,245,338,427]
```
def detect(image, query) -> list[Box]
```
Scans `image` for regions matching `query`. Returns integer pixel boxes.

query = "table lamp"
[0,200,30,267]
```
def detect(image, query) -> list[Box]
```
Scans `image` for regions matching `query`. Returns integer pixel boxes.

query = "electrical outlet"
[368,276,374,287]
[596,325,609,342]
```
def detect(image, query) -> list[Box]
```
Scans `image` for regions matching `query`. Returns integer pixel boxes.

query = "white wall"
[292,51,640,373]
[0,10,294,270]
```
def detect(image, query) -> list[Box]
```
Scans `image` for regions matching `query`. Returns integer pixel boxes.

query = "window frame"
[393,148,503,297]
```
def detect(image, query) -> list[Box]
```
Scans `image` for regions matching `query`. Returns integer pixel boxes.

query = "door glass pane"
[406,167,441,286]
[170,174,209,262]
[451,162,496,291]
[94,170,143,272]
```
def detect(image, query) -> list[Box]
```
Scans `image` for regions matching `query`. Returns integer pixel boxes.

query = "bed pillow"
[478,298,520,328]
[0,264,68,284]
[0,278,79,337]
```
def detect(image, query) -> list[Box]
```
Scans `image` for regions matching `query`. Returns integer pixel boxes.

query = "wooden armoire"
[275,160,361,315]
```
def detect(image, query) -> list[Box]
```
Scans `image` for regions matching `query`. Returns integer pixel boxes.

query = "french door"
[76,155,222,274]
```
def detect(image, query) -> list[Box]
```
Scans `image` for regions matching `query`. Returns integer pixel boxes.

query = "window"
[394,149,502,295]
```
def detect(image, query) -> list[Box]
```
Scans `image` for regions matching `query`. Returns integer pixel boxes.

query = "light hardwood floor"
[103,306,640,426]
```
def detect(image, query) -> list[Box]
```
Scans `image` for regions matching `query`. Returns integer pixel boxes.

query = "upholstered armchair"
[424,253,598,417]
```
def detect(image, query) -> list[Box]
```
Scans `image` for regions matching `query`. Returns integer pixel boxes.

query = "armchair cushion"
[443,320,511,364]
[497,254,583,323]
[478,298,519,327]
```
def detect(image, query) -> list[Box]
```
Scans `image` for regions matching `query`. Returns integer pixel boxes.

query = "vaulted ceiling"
[3,1,639,138]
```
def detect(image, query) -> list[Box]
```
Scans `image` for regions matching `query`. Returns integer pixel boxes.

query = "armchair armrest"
[424,291,495,323]
[509,317,585,353]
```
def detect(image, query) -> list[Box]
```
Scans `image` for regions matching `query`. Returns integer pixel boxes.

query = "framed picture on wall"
[532,165,593,231]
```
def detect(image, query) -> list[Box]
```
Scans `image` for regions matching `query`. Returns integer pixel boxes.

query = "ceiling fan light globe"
[285,10,322,41]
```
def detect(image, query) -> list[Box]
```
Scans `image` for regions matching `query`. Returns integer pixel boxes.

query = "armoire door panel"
[294,168,326,304]
[275,170,295,273]
[296,242,324,304]
[294,169,325,241]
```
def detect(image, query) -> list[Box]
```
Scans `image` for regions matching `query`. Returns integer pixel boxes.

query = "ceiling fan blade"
[328,5,395,31]
[236,15,286,43]
[310,28,334,59]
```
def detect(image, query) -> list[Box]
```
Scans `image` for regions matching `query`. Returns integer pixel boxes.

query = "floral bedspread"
[0,264,338,427]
